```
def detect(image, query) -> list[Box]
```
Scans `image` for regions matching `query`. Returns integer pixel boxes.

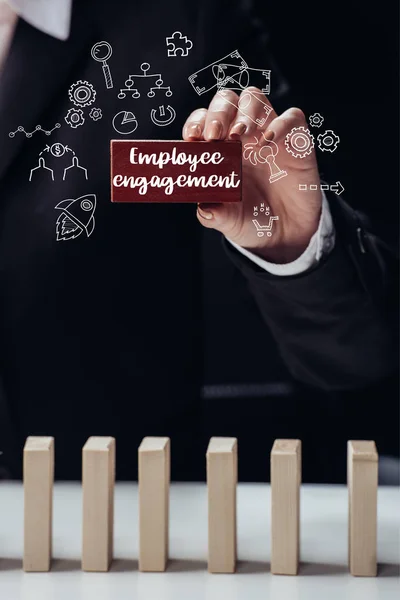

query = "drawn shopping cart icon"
[252,216,279,237]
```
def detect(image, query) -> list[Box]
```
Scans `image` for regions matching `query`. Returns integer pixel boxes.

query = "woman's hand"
[182,87,322,264]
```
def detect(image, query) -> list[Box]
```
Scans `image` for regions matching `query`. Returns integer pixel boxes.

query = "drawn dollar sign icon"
[50,143,66,158]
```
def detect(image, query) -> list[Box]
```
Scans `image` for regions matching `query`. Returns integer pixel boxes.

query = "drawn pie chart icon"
[112,111,138,135]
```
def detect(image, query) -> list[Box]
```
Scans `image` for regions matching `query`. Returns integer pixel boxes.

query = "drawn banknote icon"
[188,50,271,96]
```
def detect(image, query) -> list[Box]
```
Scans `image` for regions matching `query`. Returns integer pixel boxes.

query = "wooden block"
[270,439,301,575]
[23,436,54,572]
[347,440,378,577]
[82,436,116,572]
[206,437,238,573]
[138,437,170,572]
[110,140,242,203]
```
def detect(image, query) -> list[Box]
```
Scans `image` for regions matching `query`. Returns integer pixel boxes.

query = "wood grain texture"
[347,440,378,577]
[111,140,242,203]
[138,437,170,572]
[206,437,238,573]
[270,439,301,575]
[23,436,54,572]
[82,436,116,572]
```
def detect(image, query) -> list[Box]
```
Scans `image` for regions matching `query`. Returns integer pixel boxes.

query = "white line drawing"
[253,203,271,217]
[29,157,54,182]
[330,181,344,195]
[49,143,67,157]
[29,144,89,182]
[285,126,315,158]
[252,203,279,236]
[252,217,279,237]
[243,133,287,183]
[55,194,96,241]
[9,123,61,138]
[68,81,96,107]
[63,156,88,181]
[188,50,270,96]
[166,31,193,57]
[91,41,113,89]
[309,113,324,128]
[118,63,172,99]
[189,50,273,127]
[112,111,138,134]
[298,182,345,195]
[147,80,173,98]
[89,107,103,121]
[217,88,273,127]
[188,50,247,95]
[150,105,176,127]
[65,108,85,128]
[217,66,271,96]
[317,130,340,153]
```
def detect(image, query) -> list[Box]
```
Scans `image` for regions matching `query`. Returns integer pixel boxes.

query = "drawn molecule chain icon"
[9,123,61,138]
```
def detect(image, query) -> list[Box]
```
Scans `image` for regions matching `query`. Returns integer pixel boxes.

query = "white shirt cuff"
[227,191,335,276]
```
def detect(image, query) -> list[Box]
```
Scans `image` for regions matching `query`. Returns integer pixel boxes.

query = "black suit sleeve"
[224,192,399,391]
[204,1,398,390]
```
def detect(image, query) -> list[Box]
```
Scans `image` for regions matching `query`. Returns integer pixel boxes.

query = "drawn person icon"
[63,156,88,181]
[29,157,54,182]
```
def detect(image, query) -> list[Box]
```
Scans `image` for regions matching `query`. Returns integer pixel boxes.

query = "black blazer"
[0,0,397,480]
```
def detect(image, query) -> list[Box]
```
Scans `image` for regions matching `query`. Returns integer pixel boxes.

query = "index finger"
[203,89,239,141]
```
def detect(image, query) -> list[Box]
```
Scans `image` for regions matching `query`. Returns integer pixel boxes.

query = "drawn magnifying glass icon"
[91,41,113,89]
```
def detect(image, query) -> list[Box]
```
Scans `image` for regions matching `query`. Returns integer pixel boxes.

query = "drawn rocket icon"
[55,194,96,241]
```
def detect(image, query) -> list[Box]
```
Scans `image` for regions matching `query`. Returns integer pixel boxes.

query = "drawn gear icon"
[309,113,324,128]
[285,126,315,158]
[89,107,102,121]
[68,80,96,107]
[65,108,85,128]
[317,130,340,153]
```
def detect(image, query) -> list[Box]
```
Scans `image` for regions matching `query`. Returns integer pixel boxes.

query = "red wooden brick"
[110,140,242,203]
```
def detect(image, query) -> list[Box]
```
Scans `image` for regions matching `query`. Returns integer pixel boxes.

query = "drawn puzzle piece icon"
[166,31,193,57]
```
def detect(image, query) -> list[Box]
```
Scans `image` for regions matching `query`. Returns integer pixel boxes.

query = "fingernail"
[206,120,223,140]
[186,123,202,139]
[197,206,213,220]
[262,129,275,141]
[229,122,247,138]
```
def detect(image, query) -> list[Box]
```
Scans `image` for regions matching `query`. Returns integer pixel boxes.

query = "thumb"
[196,202,242,238]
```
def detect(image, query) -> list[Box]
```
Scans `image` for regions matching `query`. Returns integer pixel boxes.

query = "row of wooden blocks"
[21,436,378,576]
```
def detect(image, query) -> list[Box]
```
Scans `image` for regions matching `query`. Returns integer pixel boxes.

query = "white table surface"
[0,482,399,600]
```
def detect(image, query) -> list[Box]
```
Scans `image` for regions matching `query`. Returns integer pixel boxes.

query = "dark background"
[201,0,399,483]
[0,0,397,484]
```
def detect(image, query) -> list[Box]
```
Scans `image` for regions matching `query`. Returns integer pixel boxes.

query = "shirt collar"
[7,0,72,40]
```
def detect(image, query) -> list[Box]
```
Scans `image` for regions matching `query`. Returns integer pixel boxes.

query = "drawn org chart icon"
[117,63,173,100]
